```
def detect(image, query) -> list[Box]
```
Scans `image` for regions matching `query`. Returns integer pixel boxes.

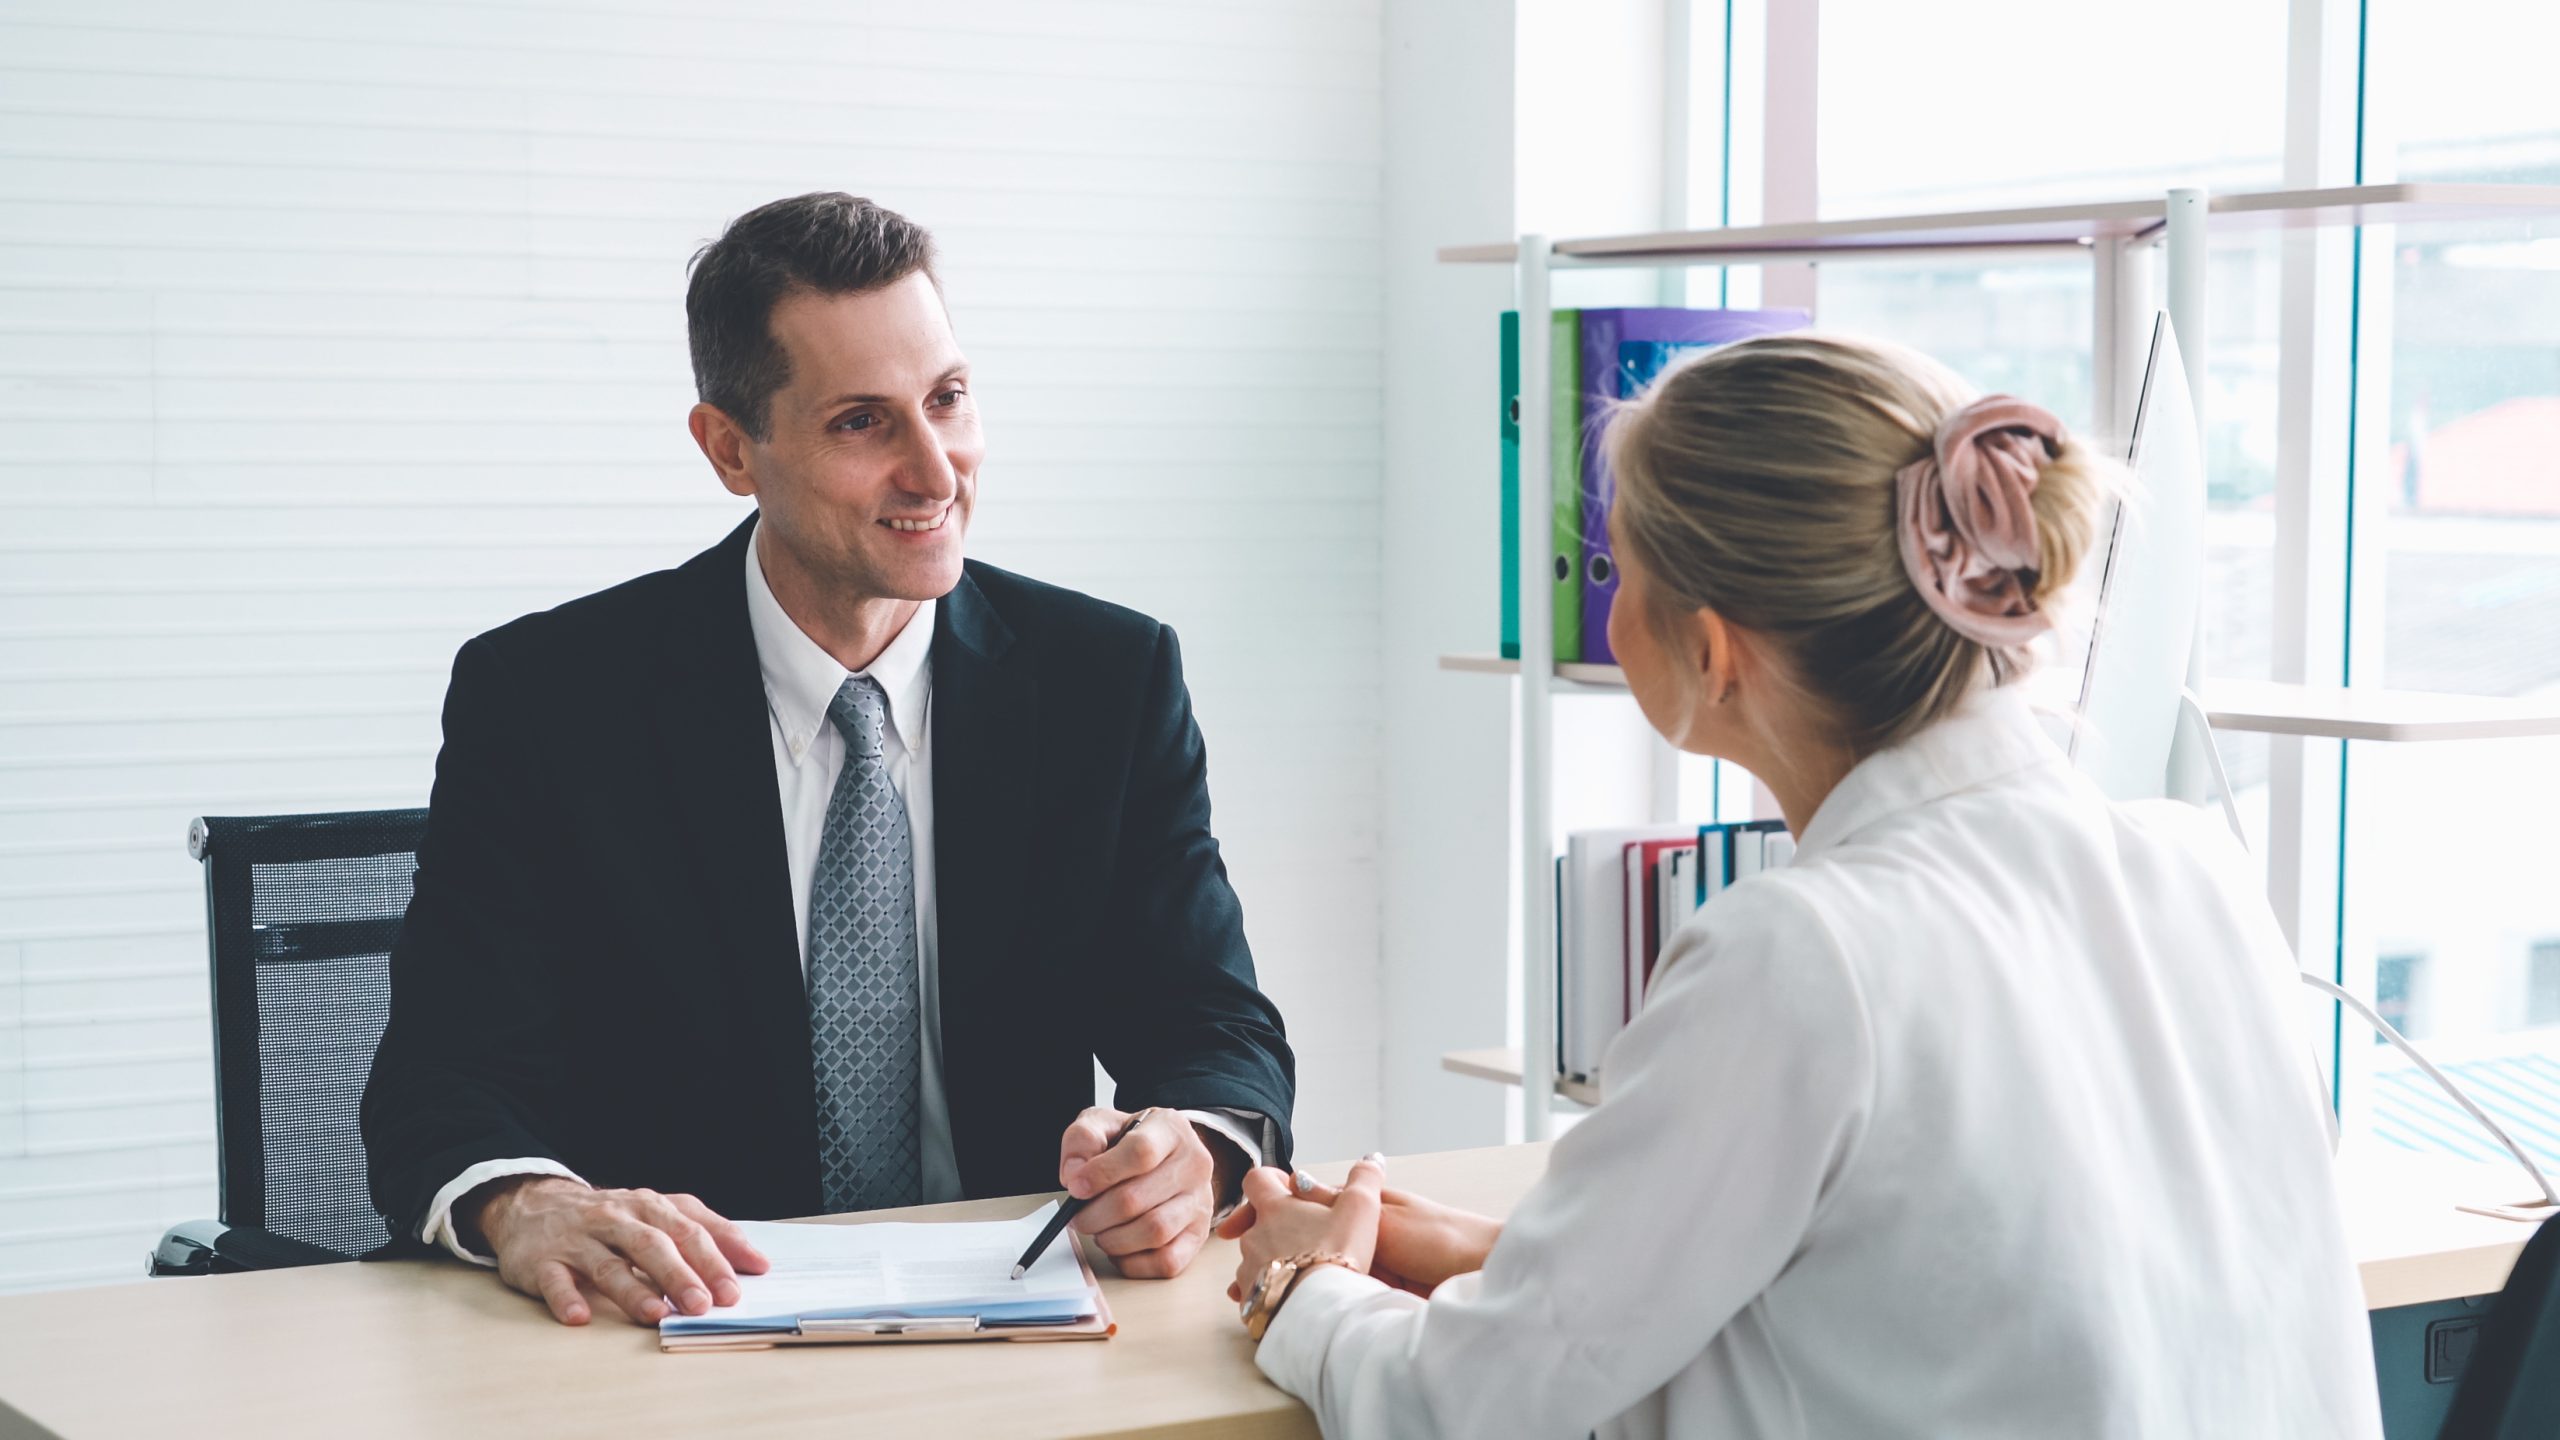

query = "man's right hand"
[465,1176,771,1326]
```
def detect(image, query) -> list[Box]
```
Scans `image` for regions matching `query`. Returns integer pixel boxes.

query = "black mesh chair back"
[2441,1212,2560,1438]
[188,808,428,1261]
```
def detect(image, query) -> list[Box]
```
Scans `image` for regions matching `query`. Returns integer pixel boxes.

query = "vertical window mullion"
[2267,0,2368,1117]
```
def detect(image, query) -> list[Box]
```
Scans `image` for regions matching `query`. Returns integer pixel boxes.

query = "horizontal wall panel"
[3,1,1381,71]
[0,1141,202,1197]
[0,132,1379,213]
[0,846,199,894]
[0,1178,213,1241]
[0,190,1383,256]
[19,1017,208,1067]
[0,19,1382,116]
[0,670,449,718]
[0,102,1378,182]
[0,417,1380,470]
[0,373,1384,427]
[0,503,742,543]
[19,1061,207,1111]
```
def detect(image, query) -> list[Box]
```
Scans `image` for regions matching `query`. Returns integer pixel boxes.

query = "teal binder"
[1500,310,1520,661]
[1497,308,1582,662]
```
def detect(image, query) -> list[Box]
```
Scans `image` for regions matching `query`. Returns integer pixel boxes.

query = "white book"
[1732,828,1768,885]
[1561,824,1691,1083]
[1645,846,1702,1009]
[1766,833,1796,870]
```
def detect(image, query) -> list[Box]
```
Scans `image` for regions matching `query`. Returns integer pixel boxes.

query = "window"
[2529,942,2560,1029]
[2375,952,2428,1044]
[1809,0,2294,714]
[2345,0,2560,1165]
[1815,0,2288,219]
[1808,0,2560,1165]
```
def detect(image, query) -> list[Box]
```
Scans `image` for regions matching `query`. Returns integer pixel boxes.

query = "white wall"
[0,0,1385,1292]
[1377,0,1708,1153]
[1377,0,1516,1153]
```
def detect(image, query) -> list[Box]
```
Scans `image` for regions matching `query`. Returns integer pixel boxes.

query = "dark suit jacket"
[360,516,1295,1239]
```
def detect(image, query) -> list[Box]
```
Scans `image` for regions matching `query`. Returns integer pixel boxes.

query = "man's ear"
[689,403,758,498]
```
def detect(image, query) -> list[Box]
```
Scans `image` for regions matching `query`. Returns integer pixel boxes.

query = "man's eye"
[837,413,875,431]
[934,389,966,407]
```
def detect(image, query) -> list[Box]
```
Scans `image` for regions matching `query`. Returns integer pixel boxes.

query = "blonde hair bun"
[1605,332,2117,754]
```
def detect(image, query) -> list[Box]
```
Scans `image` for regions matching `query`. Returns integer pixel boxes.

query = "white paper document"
[660,1201,1097,1335]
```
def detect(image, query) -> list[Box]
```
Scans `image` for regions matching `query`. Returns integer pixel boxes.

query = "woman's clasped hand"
[1218,1156,1505,1308]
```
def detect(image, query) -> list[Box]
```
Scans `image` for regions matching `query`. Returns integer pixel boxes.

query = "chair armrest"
[150,1220,355,1276]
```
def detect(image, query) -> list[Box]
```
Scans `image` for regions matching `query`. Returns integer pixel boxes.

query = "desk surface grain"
[0,1143,1553,1440]
[0,1138,2543,1438]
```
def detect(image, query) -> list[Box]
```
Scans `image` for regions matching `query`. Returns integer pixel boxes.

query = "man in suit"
[360,192,1296,1327]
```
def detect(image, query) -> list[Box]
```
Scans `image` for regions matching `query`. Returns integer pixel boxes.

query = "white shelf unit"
[1445,183,2560,1127]
[1440,655,2560,744]
[1442,1047,1602,1108]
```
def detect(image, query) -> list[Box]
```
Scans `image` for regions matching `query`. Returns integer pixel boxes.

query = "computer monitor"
[2063,313,2207,802]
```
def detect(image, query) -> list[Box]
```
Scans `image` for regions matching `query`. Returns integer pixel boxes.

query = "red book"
[1623,838,1698,1024]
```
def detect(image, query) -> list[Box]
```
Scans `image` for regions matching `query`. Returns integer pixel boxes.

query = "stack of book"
[1499,306,1807,665]
[1556,819,1796,1085]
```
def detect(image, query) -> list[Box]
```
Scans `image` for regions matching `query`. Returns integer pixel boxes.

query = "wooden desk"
[2335,1148,2551,1311]
[0,1140,2541,1438]
[0,1145,1549,1440]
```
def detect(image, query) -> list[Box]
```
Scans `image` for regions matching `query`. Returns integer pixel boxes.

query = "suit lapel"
[650,515,818,1205]
[931,566,1041,1196]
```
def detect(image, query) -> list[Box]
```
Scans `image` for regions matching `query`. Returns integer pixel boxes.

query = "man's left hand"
[1058,1107,1237,1279]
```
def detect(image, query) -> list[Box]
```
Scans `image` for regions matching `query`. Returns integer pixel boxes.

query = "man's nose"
[896,413,960,501]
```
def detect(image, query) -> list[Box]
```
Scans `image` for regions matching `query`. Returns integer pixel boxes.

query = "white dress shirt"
[420,524,1265,1261]
[1258,686,2382,1440]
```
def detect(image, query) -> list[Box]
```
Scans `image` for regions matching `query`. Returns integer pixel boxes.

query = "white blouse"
[1258,687,2382,1439]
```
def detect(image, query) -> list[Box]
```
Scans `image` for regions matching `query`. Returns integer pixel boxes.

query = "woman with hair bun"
[1220,335,2381,1439]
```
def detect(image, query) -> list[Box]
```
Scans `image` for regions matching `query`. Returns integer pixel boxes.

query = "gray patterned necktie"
[806,675,923,1213]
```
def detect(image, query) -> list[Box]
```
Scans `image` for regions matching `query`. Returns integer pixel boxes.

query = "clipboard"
[659,1242,1116,1353]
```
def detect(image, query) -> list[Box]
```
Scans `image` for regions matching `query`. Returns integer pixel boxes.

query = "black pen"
[1010,1108,1154,1280]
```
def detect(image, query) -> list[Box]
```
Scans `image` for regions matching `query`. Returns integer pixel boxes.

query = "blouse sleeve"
[1255,877,1878,1438]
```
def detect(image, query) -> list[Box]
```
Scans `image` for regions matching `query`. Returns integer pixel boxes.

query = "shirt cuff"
[1179,1107,1269,1215]
[423,1158,587,1266]
[1254,1261,1414,1400]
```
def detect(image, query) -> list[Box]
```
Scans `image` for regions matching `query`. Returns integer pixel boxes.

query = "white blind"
[0,0,1383,1292]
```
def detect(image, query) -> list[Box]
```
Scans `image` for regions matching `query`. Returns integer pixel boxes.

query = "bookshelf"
[1442,1048,1602,1108]
[1437,183,2560,267]
[1439,655,2560,744]
[1444,183,2560,1129]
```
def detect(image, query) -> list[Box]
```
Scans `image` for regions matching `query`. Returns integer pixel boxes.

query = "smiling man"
[360,193,1296,1326]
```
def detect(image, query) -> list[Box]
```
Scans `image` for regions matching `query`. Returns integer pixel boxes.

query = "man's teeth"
[884,513,945,533]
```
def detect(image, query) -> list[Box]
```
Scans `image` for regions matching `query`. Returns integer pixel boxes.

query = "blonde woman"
[1221,335,2381,1438]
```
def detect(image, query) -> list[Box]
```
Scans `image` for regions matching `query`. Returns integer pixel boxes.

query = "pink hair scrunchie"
[1894,395,2066,648]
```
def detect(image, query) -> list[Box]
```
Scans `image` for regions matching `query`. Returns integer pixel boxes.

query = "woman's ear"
[1695,605,1738,705]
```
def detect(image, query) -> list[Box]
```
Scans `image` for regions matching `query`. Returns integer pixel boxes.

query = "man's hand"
[466,1175,771,1327]
[1057,1107,1229,1279]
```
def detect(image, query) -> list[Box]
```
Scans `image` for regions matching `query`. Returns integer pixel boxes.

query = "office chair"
[2436,1211,2559,1439]
[149,808,428,1276]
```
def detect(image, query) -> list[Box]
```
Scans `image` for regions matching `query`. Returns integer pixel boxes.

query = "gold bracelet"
[1241,1250,1364,1342]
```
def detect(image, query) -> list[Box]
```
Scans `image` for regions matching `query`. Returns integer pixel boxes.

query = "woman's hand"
[1226,1156,1386,1310]
[1220,1162,1502,1299]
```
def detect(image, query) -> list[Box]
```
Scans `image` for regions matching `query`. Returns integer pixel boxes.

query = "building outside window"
[2375,952,2429,1044]
[2527,940,2560,1030]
